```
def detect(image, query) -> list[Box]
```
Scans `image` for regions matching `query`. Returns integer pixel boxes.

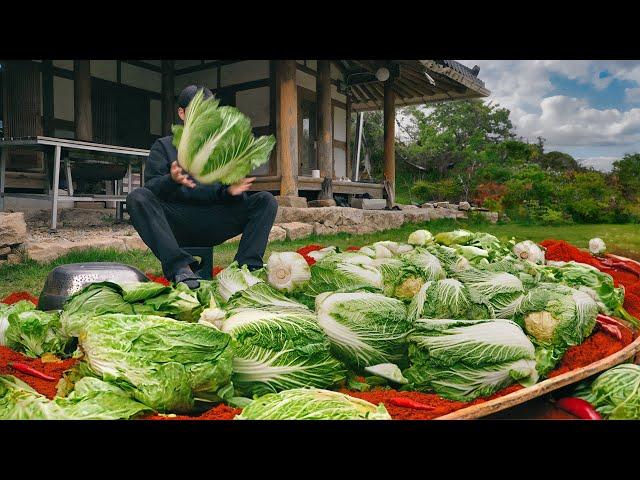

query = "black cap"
[177,85,214,110]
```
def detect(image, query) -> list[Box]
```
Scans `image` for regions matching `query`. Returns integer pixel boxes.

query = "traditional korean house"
[0,60,489,207]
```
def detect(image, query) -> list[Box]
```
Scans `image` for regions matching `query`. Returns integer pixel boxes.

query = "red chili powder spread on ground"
[296,244,323,266]
[346,246,361,251]
[540,239,640,319]
[0,346,78,399]
[145,272,171,286]
[2,292,39,306]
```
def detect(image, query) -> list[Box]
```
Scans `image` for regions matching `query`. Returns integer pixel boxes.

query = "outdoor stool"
[182,246,214,280]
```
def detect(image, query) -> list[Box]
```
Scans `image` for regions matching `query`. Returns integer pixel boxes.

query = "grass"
[1,217,639,299]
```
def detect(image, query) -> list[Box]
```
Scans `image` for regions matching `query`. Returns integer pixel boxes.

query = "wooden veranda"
[0,60,489,206]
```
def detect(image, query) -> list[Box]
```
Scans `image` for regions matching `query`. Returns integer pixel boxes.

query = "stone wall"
[0,213,27,265]
[12,202,500,264]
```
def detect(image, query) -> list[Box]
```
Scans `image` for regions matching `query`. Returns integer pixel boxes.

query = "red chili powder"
[548,329,633,378]
[540,239,640,318]
[540,239,596,265]
[0,346,78,399]
[2,292,39,306]
[213,266,223,277]
[345,246,361,251]
[296,244,323,266]
[145,272,171,286]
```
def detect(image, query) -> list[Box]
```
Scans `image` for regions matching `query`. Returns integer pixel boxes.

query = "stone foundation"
[8,203,500,265]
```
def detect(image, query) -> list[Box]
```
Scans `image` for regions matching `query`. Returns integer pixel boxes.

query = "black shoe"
[173,267,201,290]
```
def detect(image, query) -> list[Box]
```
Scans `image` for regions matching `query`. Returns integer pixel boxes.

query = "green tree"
[612,153,640,199]
[537,151,582,171]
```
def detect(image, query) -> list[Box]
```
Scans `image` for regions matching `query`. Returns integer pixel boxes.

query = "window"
[299,97,317,176]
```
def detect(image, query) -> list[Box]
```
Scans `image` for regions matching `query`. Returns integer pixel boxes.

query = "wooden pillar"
[42,60,54,136]
[73,60,92,141]
[345,95,352,181]
[317,60,333,198]
[383,79,396,204]
[161,60,175,136]
[276,60,299,196]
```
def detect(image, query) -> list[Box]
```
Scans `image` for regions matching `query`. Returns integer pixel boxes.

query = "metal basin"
[38,262,148,311]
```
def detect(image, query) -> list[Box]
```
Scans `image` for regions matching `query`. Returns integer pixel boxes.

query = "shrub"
[411,179,463,203]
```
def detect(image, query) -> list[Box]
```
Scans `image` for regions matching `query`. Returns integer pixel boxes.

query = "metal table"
[0,136,149,231]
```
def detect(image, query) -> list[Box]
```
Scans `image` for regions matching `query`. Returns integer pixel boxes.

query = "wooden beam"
[395,77,426,98]
[276,60,299,196]
[161,60,175,137]
[383,79,396,204]
[317,60,333,195]
[73,60,93,141]
[400,74,436,96]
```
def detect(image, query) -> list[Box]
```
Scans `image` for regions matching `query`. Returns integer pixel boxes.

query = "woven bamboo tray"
[436,253,640,420]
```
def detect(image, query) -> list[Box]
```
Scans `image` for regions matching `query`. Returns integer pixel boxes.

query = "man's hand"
[228,177,255,196]
[170,161,196,188]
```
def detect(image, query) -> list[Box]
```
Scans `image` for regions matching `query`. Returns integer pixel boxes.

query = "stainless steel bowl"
[38,262,149,311]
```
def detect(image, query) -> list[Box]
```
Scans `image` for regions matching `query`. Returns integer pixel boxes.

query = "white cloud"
[459,60,640,157]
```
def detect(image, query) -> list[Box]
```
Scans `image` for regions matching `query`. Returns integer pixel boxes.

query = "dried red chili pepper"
[387,397,435,410]
[599,260,640,278]
[10,362,57,381]
[555,397,602,420]
[597,322,623,341]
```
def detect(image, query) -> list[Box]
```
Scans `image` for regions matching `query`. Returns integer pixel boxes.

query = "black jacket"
[143,135,238,204]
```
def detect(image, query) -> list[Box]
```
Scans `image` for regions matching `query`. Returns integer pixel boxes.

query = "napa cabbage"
[315,291,411,370]
[61,313,235,413]
[407,279,479,322]
[0,300,36,347]
[235,388,391,420]
[220,307,345,396]
[0,375,152,420]
[217,261,264,302]
[266,251,311,292]
[403,318,539,401]
[510,283,598,376]
[5,310,75,358]
[574,364,640,419]
[172,88,276,185]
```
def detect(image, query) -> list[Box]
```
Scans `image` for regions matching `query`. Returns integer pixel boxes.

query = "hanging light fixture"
[375,67,390,82]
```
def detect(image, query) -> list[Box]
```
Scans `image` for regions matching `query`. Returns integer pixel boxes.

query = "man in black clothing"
[126,85,278,289]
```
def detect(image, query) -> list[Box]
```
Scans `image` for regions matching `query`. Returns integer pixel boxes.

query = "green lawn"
[1,218,638,299]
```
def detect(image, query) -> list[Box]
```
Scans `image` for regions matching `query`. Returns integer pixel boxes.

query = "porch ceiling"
[336,60,491,111]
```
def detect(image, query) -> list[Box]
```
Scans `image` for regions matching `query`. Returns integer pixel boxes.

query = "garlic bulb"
[266,252,311,292]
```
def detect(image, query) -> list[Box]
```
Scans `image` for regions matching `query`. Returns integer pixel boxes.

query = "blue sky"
[459,61,640,172]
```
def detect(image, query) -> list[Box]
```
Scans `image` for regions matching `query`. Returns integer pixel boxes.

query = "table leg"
[50,145,61,232]
[115,179,123,221]
[127,162,133,193]
[65,159,74,196]
[140,160,145,187]
[0,147,6,211]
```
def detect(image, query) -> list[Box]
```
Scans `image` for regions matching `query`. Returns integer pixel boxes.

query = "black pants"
[126,188,278,279]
